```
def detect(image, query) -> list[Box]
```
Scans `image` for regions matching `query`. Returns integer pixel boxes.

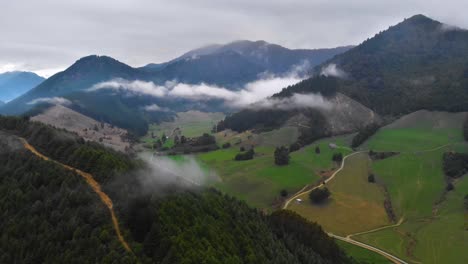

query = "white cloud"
[320,64,348,78]
[438,23,465,32]
[143,104,170,112]
[88,73,305,108]
[168,83,237,100]
[88,79,168,97]
[27,97,71,106]
[249,93,332,110]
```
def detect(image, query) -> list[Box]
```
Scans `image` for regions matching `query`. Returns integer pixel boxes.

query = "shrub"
[222,142,231,149]
[309,188,331,204]
[235,149,254,161]
[332,153,343,163]
[315,146,321,154]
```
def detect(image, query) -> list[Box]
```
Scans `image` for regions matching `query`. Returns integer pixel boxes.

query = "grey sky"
[1,0,467,77]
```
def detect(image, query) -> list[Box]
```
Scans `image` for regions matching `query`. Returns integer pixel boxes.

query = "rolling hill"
[0,71,44,102]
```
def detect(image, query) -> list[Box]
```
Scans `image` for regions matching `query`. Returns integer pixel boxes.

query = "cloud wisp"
[320,64,348,78]
[143,104,170,112]
[137,153,216,190]
[27,97,71,106]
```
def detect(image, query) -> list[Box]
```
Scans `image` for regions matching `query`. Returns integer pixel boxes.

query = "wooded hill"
[0,117,357,263]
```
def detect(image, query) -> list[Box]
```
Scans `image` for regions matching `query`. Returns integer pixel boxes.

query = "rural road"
[282,150,408,264]
[329,233,408,264]
[20,137,133,253]
[282,151,366,209]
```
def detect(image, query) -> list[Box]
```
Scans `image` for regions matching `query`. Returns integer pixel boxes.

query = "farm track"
[20,137,133,253]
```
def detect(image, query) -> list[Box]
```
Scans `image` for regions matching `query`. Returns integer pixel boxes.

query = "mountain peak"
[401,14,440,27]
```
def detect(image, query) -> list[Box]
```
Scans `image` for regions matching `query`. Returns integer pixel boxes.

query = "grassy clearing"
[289,152,390,236]
[141,111,224,144]
[336,240,392,264]
[196,135,352,209]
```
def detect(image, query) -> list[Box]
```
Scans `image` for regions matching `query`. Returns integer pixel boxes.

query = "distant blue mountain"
[143,40,353,88]
[0,71,44,102]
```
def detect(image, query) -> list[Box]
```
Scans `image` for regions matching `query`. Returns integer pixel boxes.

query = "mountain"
[0,100,4,106]
[1,55,143,113]
[318,14,468,115]
[144,40,353,88]
[0,71,44,102]
[222,15,468,141]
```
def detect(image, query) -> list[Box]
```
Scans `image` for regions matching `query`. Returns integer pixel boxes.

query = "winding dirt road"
[282,150,407,264]
[20,138,132,253]
[282,151,366,209]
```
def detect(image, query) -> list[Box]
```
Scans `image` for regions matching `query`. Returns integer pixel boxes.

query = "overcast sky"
[1,0,467,77]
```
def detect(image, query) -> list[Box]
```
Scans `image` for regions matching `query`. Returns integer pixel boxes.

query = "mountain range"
[0,71,44,102]
[0,41,351,135]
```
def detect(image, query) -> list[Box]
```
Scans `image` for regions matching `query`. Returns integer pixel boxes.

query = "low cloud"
[320,64,348,78]
[249,93,332,110]
[137,153,216,189]
[438,23,465,32]
[88,74,305,108]
[89,79,167,97]
[27,97,71,106]
[143,104,170,112]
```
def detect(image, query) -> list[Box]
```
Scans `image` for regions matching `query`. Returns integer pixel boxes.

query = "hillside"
[0,116,354,263]
[0,71,44,102]
[31,104,132,152]
[322,14,468,115]
[221,76,379,148]
[221,14,468,145]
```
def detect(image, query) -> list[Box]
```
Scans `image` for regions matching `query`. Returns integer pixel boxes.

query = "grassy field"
[196,135,353,209]
[289,152,390,236]
[141,111,224,144]
[352,111,468,263]
[336,240,391,264]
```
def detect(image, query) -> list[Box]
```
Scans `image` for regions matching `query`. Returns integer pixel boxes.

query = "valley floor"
[142,110,468,264]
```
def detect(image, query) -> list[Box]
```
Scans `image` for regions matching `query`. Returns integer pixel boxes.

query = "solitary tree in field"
[309,187,330,204]
[280,189,288,197]
[274,146,290,166]
[315,146,321,154]
[161,133,167,143]
[368,174,375,183]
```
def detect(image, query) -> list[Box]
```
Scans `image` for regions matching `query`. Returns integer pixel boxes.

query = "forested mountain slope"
[0,116,356,264]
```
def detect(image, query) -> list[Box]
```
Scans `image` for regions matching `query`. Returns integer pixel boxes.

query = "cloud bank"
[88,73,318,109]
[250,93,332,110]
[27,97,71,106]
